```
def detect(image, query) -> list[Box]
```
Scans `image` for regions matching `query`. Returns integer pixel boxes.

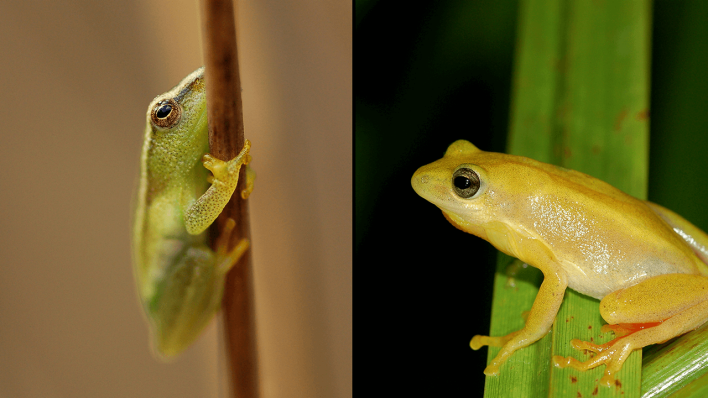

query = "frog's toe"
[202,153,217,167]
[470,331,517,349]
[483,364,500,376]
[569,338,607,353]
[554,338,633,388]
[470,335,499,349]
[470,335,486,350]
[553,351,608,371]
[202,154,228,178]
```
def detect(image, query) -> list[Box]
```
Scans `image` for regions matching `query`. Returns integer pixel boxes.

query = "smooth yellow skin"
[132,67,254,358]
[412,140,708,387]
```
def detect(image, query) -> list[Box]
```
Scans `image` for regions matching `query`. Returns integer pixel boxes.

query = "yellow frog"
[411,139,708,386]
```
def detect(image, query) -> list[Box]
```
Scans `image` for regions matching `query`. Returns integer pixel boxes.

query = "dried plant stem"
[199,0,260,397]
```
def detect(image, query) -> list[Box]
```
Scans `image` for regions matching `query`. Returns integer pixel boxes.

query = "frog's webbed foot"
[553,318,696,387]
[470,331,520,375]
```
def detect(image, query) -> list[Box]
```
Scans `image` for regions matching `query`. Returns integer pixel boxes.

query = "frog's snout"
[411,164,448,205]
[411,167,430,197]
[411,171,429,187]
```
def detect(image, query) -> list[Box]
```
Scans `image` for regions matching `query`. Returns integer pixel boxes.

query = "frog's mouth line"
[442,210,469,233]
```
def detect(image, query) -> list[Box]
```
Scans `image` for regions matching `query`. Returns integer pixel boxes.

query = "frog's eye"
[151,98,181,128]
[452,168,480,198]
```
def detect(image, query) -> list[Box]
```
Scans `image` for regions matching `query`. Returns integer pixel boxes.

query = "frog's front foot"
[202,140,252,183]
[469,336,502,376]
[470,331,522,376]
[552,337,633,388]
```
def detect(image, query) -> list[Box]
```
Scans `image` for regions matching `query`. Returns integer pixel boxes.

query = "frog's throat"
[441,210,521,260]
[442,210,488,240]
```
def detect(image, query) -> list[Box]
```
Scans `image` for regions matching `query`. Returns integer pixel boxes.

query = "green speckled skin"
[132,67,252,357]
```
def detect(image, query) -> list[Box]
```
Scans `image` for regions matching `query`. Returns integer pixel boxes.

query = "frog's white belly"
[522,196,697,299]
[562,256,690,300]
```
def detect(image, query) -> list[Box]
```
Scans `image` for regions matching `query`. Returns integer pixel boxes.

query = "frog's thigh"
[154,246,217,356]
[594,280,708,371]
[600,273,708,325]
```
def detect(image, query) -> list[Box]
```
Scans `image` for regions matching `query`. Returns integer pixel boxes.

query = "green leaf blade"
[484,0,651,396]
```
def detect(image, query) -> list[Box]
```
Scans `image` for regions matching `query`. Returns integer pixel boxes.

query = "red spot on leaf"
[614,107,629,131]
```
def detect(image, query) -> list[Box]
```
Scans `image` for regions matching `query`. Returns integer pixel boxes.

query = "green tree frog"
[411,139,708,386]
[132,67,254,358]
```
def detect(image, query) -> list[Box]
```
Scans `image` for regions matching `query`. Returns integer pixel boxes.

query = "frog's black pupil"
[454,176,471,189]
[156,104,172,119]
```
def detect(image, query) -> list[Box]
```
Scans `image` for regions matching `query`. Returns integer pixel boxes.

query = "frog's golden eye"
[151,98,181,128]
[452,168,480,198]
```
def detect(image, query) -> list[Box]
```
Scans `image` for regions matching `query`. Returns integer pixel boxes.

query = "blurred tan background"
[0,1,351,397]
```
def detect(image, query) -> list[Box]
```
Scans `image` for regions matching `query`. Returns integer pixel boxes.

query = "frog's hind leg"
[214,218,250,275]
[240,166,256,199]
[553,273,708,387]
[646,201,708,272]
